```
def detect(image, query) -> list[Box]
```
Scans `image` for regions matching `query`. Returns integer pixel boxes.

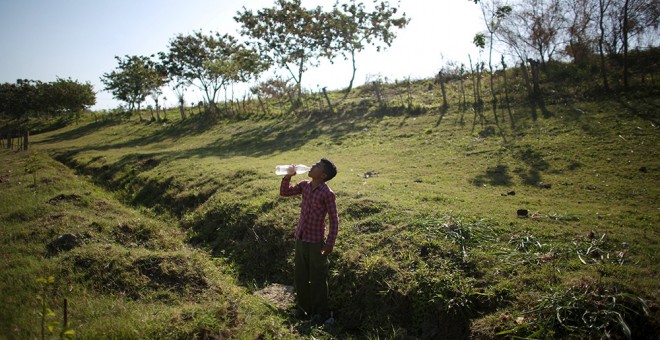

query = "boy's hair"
[320,158,337,181]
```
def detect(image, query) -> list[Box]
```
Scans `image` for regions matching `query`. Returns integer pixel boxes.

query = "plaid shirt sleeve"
[324,189,339,246]
[280,176,302,196]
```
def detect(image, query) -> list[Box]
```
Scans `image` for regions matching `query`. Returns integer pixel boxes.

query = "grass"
[1,64,659,338]
[0,148,299,339]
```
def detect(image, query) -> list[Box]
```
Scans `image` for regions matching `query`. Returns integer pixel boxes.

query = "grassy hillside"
[2,70,659,338]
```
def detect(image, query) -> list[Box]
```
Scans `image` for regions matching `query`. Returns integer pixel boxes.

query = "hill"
[1,70,659,338]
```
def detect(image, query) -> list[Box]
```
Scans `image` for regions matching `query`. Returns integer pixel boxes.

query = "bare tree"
[497,0,565,65]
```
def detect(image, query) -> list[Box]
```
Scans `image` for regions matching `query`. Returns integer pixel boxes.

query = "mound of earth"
[254,283,294,310]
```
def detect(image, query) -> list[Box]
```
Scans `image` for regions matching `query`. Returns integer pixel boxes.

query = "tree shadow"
[34,119,119,144]
[435,106,448,127]
[514,146,549,185]
[471,165,513,187]
[615,97,660,126]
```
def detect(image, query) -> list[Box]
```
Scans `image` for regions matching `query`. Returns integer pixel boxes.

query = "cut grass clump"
[499,281,652,339]
[63,244,210,301]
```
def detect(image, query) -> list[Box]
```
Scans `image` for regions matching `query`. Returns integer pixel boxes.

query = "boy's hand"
[321,244,333,256]
[287,164,296,176]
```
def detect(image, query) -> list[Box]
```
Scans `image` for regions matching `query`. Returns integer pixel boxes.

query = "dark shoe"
[323,312,335,328]
[310,314,324,326]
[292,308,307,319]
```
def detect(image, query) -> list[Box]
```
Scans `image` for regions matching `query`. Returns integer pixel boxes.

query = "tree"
[327,0,409,95]
[158,51,188,120]
[164,31,265,115]
[478,0,512,125]
[0,80,39,121]
[617,0,659,88]
[235,0,327,106]
[497,0,564,65]
[101,55,165,120]
[46,78,96,118]
[562,0,597,64]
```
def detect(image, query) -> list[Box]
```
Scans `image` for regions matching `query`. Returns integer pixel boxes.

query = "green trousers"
[294,240,329,318]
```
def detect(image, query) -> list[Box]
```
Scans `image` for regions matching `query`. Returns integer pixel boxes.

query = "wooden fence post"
[23,131,29,151]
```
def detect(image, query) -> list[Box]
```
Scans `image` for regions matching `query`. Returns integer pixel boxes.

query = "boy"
[279,158,338,324]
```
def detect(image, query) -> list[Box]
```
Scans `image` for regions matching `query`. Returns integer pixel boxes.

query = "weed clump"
[63,245,210,301]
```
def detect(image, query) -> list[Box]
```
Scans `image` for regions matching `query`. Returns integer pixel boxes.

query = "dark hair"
[320,158,337,181]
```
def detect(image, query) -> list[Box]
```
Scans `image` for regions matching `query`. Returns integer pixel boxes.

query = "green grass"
[0,148,299,339]
[2,69,659,338]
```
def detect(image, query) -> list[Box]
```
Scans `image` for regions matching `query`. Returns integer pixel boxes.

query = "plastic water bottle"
[275,164,311,175]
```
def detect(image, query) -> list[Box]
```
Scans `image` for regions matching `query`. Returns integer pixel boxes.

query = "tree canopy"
[0,78,95,121]
[235,0,328,103]
[101,55,166,116]
[327,0,409,93]
[162,31,266,114]
[235,0,409,101]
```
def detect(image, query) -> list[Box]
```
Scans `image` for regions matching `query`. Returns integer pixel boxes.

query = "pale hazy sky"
[0,0,483,111]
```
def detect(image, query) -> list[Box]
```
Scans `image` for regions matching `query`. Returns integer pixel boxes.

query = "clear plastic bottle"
[275,164,311,175]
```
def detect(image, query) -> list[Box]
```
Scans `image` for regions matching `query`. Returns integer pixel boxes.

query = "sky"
[0,0,484,111]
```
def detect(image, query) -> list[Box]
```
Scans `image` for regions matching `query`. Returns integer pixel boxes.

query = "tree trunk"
[501,57,515,129]
[459,75,466,112]
[489,63,499,126]
[528,59,551,118]
[373,81,384,108]
[23,131,29,151]
[257,95,269,116]
[435,71,448,109]
[322,87,334,114]
[519,59,537,120]
[622,0,630,89]
[343,50,358,99]
[488,29,499,126]
[598,0,611,91]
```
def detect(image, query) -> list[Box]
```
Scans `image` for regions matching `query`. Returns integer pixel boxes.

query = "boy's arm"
[280,175,302,197]
[322,191,339,255]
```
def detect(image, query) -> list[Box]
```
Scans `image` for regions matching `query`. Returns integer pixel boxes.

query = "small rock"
[537,182,552,189]
[517,209,529,218]
[47,233,81,254]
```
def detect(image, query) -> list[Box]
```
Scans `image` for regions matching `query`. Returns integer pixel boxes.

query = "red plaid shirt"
[280,177,339,246]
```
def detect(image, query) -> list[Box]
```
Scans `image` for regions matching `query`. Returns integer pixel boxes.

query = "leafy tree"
[101,55,165,120]
[158,51,188,120]
[164,31,266,115]
[45,78,96,117]
[0,80,40,121]
[1,79,95,121]
[235,0,327,105]
[326,0,409,95]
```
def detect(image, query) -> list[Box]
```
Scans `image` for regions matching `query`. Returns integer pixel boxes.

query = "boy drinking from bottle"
[279,158,338,325]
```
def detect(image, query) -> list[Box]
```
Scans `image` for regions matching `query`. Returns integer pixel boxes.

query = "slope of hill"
[2,74,659,338]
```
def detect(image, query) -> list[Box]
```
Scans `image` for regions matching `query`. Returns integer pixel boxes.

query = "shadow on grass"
[514,146,549,186]
[472,165,513,187]
[51,106,411,166]
[34,119,119,144]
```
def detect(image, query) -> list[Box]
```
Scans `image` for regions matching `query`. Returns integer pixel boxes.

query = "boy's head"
[314,158,337,182]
